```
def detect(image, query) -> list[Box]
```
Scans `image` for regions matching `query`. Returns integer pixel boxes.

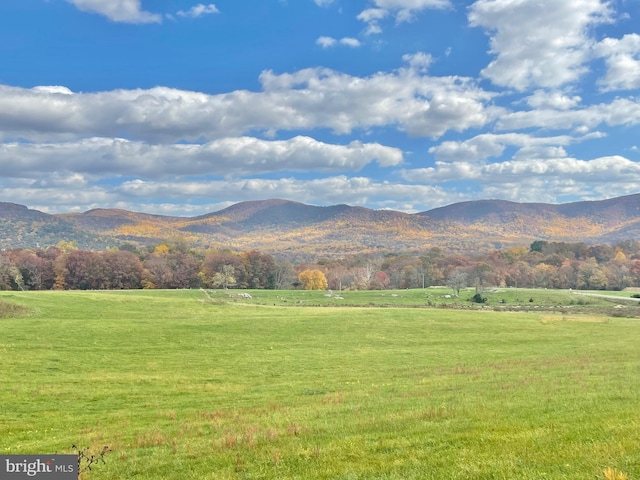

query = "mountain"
[3,194,640,257]
[0,203,115,250]
[419,194,640,246]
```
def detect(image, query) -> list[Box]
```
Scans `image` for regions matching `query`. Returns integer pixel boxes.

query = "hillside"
[0,203,115,250]
[3,194,640,256]
[420,194,640,245]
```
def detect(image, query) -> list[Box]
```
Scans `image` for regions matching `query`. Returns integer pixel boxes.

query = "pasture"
[1,289,639,479]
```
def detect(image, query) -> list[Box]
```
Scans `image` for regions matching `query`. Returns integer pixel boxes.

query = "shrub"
[471,293,487,304]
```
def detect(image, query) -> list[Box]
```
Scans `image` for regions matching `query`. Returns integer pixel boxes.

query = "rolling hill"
[3,194,640,256]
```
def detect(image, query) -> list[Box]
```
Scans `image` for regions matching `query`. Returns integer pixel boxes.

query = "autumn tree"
[0,254,24,290]
[272,260,297,290]
[143,253,201,289]
[298,269,328,290]
[211,264,236,289]
[369,271,389,290]
[13,249,54,290]
[199,252,247,288]
[241,250,276,289]
[102,250,143,289]
[447,268,468,296]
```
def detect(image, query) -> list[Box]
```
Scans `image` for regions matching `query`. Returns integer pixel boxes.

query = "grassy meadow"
[1,288,639,479]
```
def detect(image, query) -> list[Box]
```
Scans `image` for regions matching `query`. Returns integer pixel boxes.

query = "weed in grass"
[264,428,280,442]
[286,423,302,437]
[243,425,260,448]
[603,467,628,480]
[72,444,110,478]
[223,433,238,449]
[135,428,165,448]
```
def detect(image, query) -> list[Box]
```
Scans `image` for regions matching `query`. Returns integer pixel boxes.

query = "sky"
[0,0,639,216]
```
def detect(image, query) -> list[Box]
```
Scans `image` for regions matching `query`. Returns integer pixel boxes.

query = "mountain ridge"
[3,194,640,256]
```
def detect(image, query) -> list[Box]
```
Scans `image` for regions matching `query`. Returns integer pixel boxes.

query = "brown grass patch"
[135,428,165,448]
[0,300,33,318]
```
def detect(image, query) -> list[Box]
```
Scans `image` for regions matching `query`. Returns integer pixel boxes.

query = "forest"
[2,239,640,292]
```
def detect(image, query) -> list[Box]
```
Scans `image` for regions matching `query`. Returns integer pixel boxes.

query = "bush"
[471,293,487,304]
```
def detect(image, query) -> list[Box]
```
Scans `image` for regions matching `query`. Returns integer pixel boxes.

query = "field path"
[571,291,640,303]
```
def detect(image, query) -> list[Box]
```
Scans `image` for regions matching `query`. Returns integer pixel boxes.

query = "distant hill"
[419,194,640,248]
[0,203,115,250]
[3,194,640,257]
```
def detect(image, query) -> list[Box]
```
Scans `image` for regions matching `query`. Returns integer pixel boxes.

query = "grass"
[212,286,640,315]
[1,289,639,479]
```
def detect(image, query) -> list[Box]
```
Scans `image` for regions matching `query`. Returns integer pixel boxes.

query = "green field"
[1,289,639,479]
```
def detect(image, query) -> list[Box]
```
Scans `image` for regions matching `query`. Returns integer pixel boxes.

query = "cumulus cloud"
[524,90,582,110]
[0,171,458,216]
[316,36,337,48]
[114,175,452,210]
[428,132,596,162]
[66,0,161,23]
[0,136,403,179]
[468,0,612,91]
[317,36,361,48]
[0,66,498,142]
[358,0,450,34]
[313,0,335,6]
[497,97,640,132]
[340,37,362,47]
[594,34,640,91]
[176,4,220,18]
[401,154,640,204]
[402,52,433,72]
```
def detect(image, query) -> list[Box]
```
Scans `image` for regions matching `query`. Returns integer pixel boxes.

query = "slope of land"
[3,194,640,255]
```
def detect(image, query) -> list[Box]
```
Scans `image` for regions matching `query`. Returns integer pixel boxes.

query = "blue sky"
[0,0,639,215]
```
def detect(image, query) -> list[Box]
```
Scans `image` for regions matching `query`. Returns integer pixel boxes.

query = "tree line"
[2,239,640,292]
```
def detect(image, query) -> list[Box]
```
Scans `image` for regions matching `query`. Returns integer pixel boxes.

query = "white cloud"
[317,37,362,48]
[0,66,498,142]
[66,0,161,24]
[402,154,640,204]
[256,67,500,138]
[594,33,640,91]
[357,8,388,23]
[402,52,433,72]
[357,8,387,34]
[0,173,458,215]
[340,37,362,47]
[316,36,337,48]
[314,0,335,6]
[358,0,450,34]
[0,136,403,179]
[428,132,595,162]
[114,175,453,211]
[468,0,612,91]
[497,97,640,131]
[176,4,220,18]
[31,86,74,95]
[524,90,582,110]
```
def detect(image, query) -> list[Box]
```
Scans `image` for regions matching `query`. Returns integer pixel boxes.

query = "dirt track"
[571,291,640,303]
